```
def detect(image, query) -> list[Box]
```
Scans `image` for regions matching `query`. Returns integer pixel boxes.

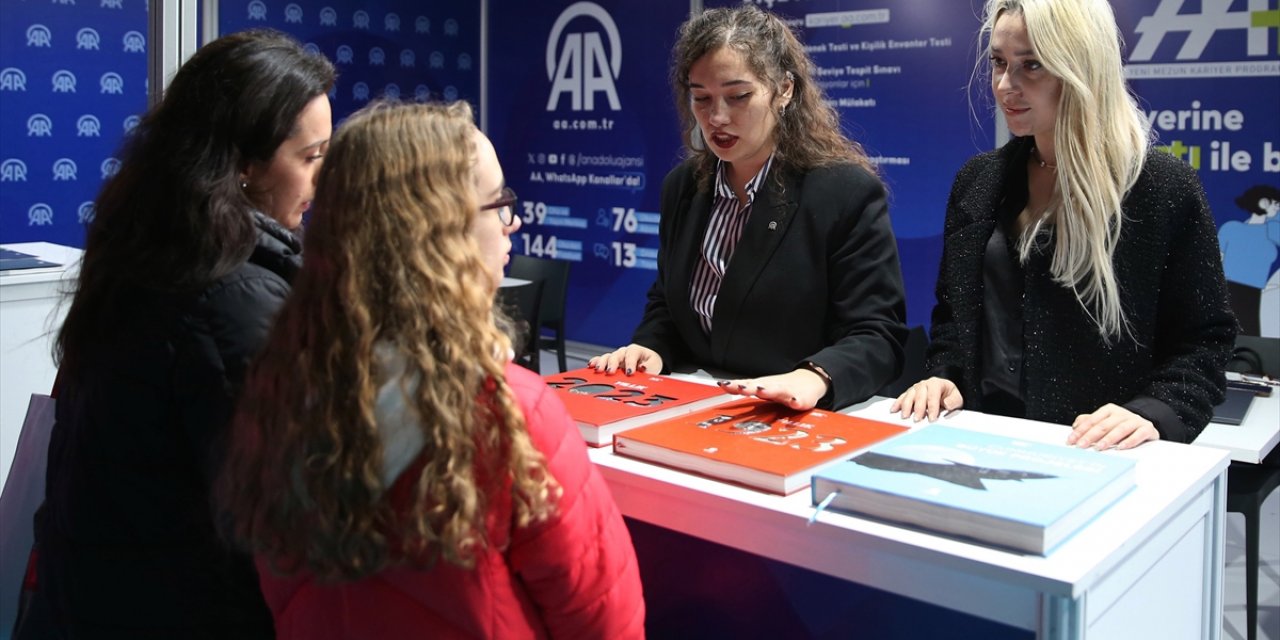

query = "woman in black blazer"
[591,5,907,411]
[893,0,1236,448]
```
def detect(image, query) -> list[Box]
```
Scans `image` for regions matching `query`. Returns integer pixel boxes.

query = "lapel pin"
[768,221,778,231]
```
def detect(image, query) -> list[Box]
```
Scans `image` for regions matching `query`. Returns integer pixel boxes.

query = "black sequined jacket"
[926,136,1236,442]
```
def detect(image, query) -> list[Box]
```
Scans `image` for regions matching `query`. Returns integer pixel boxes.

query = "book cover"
[613,399,909,495]
[811,425,1137,555]
[544,368,733,446]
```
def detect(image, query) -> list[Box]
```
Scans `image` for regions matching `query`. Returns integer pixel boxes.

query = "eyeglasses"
[480,186,518,226]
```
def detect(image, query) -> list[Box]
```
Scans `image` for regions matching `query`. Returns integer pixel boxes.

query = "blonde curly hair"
[219,101,558,581]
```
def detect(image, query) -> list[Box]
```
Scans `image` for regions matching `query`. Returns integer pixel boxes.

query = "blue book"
[811,424,1136,554]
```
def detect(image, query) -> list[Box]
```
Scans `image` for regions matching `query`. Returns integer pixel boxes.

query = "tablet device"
[1210,387,1255,426]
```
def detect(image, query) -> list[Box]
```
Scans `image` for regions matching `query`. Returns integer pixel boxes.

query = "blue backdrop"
[0,0,147,247]
[487,0,687,347]
[0,0,480,249]
[220,1,480,124]
[3,1,1277,338]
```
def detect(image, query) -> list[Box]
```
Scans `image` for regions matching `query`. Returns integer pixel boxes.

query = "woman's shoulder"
[503,363,570,439]
[1127,149,1207,216]
[795,162,884,206]
[1138,148,1200,186]
[502,363,592,475]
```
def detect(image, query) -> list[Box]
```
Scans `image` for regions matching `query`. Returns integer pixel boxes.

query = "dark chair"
[1223,334,1279,640]
[877,326,928,398]
[499,278,543,373]
[1227,450,1280,640]
[508,255,571,373]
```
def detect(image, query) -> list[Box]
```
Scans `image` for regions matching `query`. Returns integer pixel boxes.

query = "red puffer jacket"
[256,363,645,639]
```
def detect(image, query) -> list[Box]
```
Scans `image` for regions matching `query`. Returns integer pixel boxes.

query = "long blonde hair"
[219,101,558,581]
[981,0,1151,341]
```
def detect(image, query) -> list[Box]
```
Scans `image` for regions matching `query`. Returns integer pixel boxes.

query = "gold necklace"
[1032,147,1057,170]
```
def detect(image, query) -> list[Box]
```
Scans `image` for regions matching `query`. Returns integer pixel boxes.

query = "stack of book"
[613,398,909,495]
[544,368,733,446]
[811,424,1137,554]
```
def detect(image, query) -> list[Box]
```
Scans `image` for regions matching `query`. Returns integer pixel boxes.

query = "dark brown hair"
[671,5,876,186]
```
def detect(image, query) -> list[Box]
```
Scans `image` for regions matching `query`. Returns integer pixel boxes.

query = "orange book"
[544,368,734,447]
[614,399,909,495]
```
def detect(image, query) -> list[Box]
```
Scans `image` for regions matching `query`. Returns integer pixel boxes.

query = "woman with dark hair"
[219,101,643,638]
[893,0,1235,449]
[591,4,907,411]
[31,29,335,637]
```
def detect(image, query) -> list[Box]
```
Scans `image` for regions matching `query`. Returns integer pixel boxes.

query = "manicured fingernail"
[625,368,633,375]
[717,380,730,386]
[737,384,747,390]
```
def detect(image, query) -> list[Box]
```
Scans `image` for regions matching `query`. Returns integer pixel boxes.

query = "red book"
[544,368,734,447]
[613,399,909,495]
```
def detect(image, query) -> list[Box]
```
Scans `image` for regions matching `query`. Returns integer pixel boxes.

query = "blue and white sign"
[1114,0,1280,336]
[488,0,687,347]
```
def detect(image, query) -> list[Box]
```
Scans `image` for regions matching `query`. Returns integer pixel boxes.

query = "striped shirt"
[690,154,776,334]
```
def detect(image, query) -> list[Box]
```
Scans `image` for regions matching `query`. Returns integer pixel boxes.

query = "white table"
[591,397,1229,640]
[1,242,82,495]
[1193,375,1279,464]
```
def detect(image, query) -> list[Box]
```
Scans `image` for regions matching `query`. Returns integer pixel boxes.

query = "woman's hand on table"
[717,368,829,411]
[588,344,664,377]
[1069,403,1159,450]
[890,377,964,422]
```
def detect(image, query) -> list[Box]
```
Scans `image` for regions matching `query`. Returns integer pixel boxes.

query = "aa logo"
[28,204,54,227]
[100,72,124,94]
[400,49,416,67]
[337,45,354,64]
[354,11,370,29]
[77,28,101,50]
[78,202,96,224]
[123,31,145,53]
[304,43,321,56]
[386,13,401,31]
[285,4,303,24]
[27,114,52,137]
[384,84,401,100]
[1133,0,1280,61]
[53,158,77,181]
[1,68,26,91]
[101,158,121,179]
[78,115,101,137]
[320,7,337,26]
[52,70,76,93]
[445,19,459,36]
[27,25,52,48]
[416,16,431,33]
[0,159,28,182]
[546,2,622,112]
[369,47,386,66]
[248,1,267,21]
[353,82,370,101]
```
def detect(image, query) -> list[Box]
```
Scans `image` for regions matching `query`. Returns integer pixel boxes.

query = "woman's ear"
[779,70,795,109]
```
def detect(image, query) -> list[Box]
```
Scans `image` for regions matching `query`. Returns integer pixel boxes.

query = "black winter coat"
[927,137,1236,442]
[35,213,300,638]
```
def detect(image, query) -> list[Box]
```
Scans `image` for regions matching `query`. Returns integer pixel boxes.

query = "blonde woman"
[892,0,1236,448]
[218,101,643,638]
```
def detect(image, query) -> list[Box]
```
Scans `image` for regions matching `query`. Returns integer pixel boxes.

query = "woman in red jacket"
[218,101,645,639]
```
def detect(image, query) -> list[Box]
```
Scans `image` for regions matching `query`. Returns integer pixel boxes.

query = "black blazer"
[927,137,1236,442]
[632,160,907,409]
